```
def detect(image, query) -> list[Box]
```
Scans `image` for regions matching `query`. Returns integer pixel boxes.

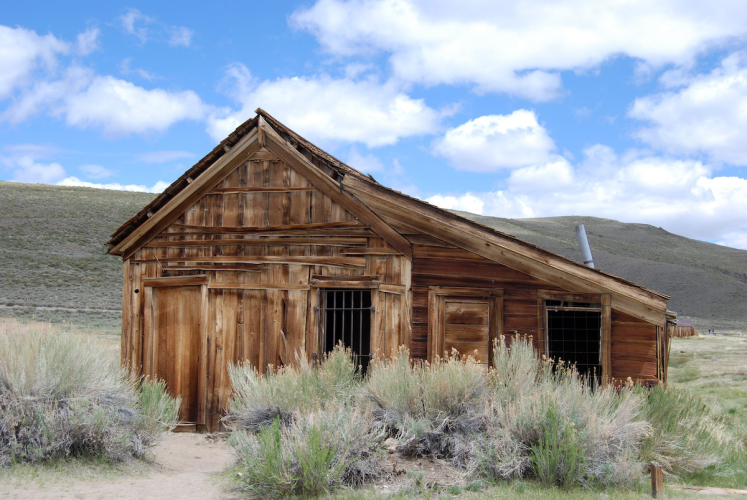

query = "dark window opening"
[546,303,601,382]
[322,289,372,374]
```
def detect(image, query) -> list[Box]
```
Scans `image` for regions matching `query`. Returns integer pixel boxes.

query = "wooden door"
[143,284,203,424]
[428,287,503,366]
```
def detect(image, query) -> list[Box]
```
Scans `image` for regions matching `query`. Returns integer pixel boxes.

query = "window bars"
[546,300,602,381]
[322,289,373,373]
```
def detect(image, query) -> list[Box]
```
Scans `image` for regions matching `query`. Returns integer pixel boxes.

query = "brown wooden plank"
[601,294,612,383]
[443,340,490,364]
[611,325,657,342]
[163,264,263,272]
[538,290,602,303]
[169,220,363,233]
[146,237,368,248]
[445,301,489,325]
[406,235,458,247]
[208,282,310,290]
[414,260,546,284]
[265,290,282,369]
[379,283,406,295]
[133,255,365,268]
[444,323,489,342]
[612,359,658,378]
[341,247,401,255]
[142,275,208,287]
[160,229,377,238]
[197,284,208,428]
[211,187,315,193]
[121,261,131,368]
[413,245,488,262]
[242,291,261,371]
[504,315,541,333]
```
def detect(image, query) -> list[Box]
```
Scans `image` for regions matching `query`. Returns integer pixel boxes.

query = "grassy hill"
[0,181,744,333]
[0,181,154,333]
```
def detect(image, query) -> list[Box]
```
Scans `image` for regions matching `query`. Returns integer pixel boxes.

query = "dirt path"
[0,433,237,500]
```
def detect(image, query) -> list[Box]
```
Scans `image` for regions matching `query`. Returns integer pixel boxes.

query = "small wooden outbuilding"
[108,109,672,431]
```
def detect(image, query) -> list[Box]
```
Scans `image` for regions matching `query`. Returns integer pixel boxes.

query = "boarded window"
[546,299,601,381]
[322,289,372,373]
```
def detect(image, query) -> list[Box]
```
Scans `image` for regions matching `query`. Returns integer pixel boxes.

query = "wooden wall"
[406,236,660,385]
[121,155,409,429]
[611,310,659,383]
[409,240,565,359]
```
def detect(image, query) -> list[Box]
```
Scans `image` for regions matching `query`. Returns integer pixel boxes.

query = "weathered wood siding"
[121,155,409,429]
[611,310,659,383]
[410,242,564,359]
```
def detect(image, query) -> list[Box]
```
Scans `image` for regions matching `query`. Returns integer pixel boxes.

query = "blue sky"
[2,1,747,249]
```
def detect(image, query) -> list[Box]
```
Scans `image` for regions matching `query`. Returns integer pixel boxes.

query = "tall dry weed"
[0,319,179,466]
[478,336,648,487]
[223,344,359,432]
[362,346,488,465]
[637,384,744,476]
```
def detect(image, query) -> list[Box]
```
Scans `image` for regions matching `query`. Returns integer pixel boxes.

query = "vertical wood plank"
[198,284,209,429]
[537,296,548,358]
[121,261,132,368]
[306,287,319,360]
[427,288,437,363]
[370,290,383,358]
[601,294,612,384]
[132,262,143,373]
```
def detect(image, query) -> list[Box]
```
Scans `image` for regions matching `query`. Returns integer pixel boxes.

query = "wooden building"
[108,109,672,431]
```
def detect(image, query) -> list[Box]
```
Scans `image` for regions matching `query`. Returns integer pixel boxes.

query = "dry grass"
[225,333,747,496]
[0,318,179,466]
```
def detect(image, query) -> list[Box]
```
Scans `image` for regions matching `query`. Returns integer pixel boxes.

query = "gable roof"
[108,109,670,324]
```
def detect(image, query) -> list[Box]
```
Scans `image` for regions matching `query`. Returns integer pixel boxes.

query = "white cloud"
[427,145,747,248]
[427,193,485,215]
[76,28,99,55]
[80,164,114,179]
[57,176,169,193]
[121,9,152,43]
[0,144,66,183]
[433,111,556,171]
[136,150,195,163]
[1,65,93,124]
[0,25,69,99]
[292,0,747,100]
[346,147,385,174]
[717,229,747,250]
[120,58,155,81]
[168,26,194,47]
[63,76,208,136]
[630,52,747,165]
[207,63,441,147]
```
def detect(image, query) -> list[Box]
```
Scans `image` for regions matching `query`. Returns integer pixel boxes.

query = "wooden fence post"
[650,462,663,498]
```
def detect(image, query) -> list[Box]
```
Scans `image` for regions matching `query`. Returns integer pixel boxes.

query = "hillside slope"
[454,211,747,330]
[0,181,154,332]
[0,182,743,332]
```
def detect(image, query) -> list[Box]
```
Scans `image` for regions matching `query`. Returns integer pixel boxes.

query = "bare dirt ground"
[0,433,237,500]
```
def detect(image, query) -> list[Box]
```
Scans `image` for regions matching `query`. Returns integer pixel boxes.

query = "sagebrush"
[0,319,179,466]
[224,335,744,495]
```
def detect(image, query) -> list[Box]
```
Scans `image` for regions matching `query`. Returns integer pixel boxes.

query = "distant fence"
[668,325,699,338]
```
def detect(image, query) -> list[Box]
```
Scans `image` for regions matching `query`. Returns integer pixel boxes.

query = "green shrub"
[529,400,586,487]
[223,344,359,433]
[362,347,487,466]
[0,319,179,466]
[478,336,647,487]
[231,405,384,498]
[637,384,744,477]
